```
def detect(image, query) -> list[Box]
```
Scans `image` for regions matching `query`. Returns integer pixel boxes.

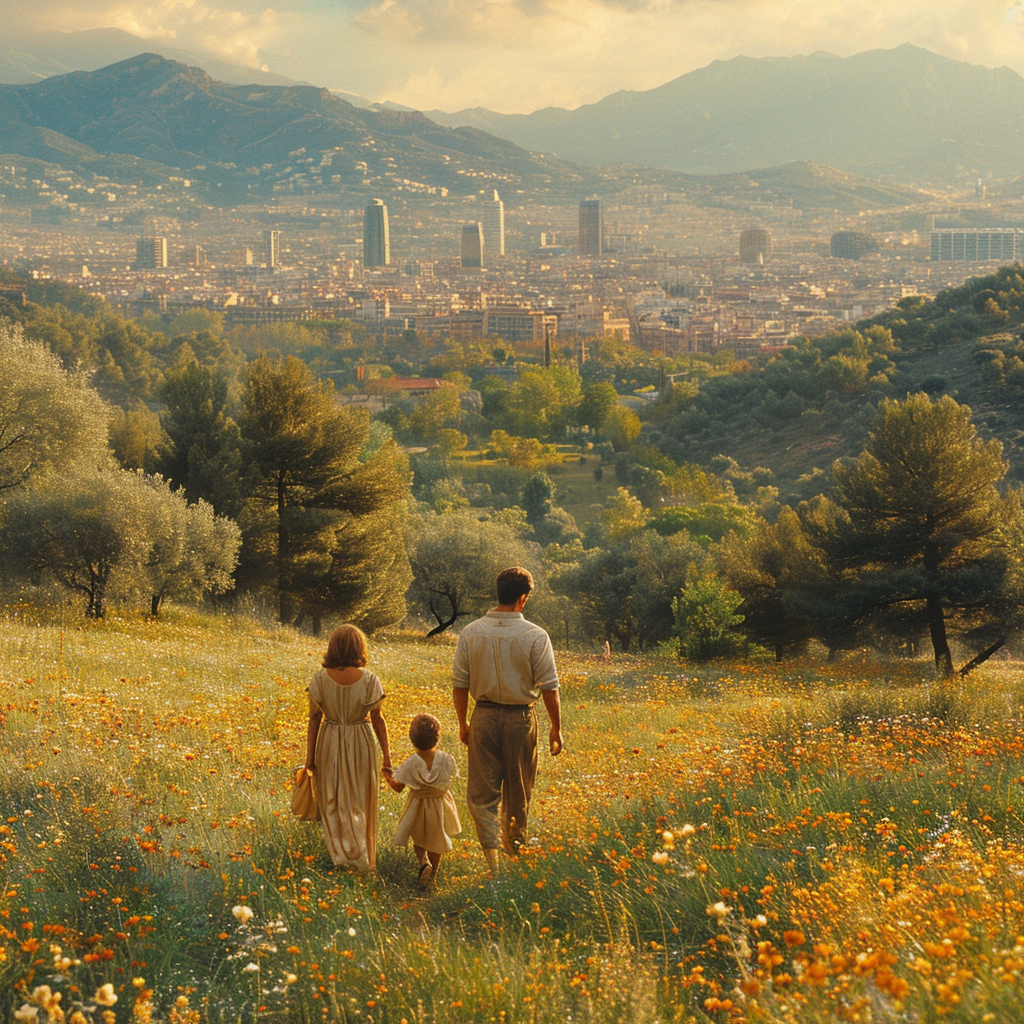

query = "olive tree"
[0,322,109,492]
[2,468,240,617]
[2,469,149,617]
[407,508,536,635]
[136,473,241,616]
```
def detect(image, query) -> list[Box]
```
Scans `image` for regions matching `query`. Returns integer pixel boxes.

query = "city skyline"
[2,0,1019,113]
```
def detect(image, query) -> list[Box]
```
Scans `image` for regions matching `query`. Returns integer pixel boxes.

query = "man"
[453,566,563,873]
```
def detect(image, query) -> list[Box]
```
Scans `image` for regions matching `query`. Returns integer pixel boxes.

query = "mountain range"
[427,45,1024,181]
[0,54,937,212]
[0,54,590,197]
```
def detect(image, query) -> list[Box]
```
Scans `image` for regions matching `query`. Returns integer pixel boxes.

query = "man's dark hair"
[496,566,535,606]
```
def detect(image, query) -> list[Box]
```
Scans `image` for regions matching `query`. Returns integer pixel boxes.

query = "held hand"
[459,722,470,746]
[549,728,563,757]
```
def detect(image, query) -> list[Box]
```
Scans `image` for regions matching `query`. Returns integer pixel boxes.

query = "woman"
[305,624,392,871]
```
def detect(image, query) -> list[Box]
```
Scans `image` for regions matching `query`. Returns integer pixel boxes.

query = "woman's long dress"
[308,668,384,871]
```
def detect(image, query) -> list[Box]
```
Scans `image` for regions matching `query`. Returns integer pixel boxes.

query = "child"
[384,713,461,888]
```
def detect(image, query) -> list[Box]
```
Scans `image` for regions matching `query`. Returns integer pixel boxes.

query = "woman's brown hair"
[322,624,369,669]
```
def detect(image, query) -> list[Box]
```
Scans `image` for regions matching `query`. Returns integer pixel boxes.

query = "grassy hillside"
[3,607,1024,1021]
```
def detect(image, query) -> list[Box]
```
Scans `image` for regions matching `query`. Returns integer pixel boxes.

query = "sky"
[5,0,1023,112]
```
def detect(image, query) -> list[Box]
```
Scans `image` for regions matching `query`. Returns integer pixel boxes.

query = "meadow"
[4,608,1024,1023]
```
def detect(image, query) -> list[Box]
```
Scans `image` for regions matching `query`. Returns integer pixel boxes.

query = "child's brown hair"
[409,713,441,751]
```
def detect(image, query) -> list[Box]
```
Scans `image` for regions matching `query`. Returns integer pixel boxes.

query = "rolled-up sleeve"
[453,632,471,689]
[531,633,559,691]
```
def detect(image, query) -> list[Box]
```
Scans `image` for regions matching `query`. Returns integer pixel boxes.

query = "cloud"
[354,0,670,42]
[8,0,281,69]
[359,0,1024,111]
[4,0,1019,111]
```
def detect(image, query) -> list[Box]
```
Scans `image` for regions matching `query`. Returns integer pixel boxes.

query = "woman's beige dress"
[392,751,462,854]
[308,668,385,871]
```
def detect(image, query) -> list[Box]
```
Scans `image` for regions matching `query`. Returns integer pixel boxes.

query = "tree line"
[3,265,1024,679]
[0,324,409,631]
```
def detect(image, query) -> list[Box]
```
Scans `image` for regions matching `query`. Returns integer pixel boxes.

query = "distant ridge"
[0,54,587,197]
[0,54,930,211]
[427,45,1024,181]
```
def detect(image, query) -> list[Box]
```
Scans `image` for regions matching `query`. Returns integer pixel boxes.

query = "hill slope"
[647,266,1024,500]
[0,54,588,197]
[428,45,1024,181]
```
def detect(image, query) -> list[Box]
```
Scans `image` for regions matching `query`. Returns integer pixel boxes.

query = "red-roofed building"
[388,377,450,397]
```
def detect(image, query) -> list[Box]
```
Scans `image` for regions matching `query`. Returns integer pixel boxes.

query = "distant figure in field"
[453,567,563,873]
[305,624,392,871]
[385,713,462,888]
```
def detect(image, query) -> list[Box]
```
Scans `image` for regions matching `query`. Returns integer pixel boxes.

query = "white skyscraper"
[481,190,505,257]
[263,229,280,268]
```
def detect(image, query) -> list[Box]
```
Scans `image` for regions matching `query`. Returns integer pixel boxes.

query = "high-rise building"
[481,190,505,257]
[739,227,771,264]
[461,223,484,268]
[135,236,167,269]
[578,199,602,256]
[930,229,1021,262]
[830,231,880,260]
[263,229,280,268]
[363,200,390,267]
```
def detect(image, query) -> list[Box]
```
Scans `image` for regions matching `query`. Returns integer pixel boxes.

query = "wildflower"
[232,905,254,923]
[651,851,670,866]
[176,996,190,1008]
[14,1006,38,1023]
[132,977,146,987]
[751,915,767,928]
[243,963,259,973]
[95,984,118,1007]
[285,974,297,984]
[707,901,731,920]
[680,823,696,837]
[30,987,57,1008]
[347,927,356,937]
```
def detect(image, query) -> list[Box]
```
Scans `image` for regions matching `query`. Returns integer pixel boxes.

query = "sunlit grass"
[3,606,1024,1021]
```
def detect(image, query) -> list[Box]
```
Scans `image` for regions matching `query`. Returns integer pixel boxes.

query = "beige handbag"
[290,767,318,820]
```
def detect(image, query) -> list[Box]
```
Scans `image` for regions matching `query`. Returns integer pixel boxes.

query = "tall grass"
[3,607,1024,1022]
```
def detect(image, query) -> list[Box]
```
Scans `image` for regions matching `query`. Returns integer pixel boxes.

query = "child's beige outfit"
[392,751,462,853]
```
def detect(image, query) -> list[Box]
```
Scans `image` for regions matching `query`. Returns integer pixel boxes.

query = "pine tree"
[722,506,814,661]
[156,349,242,515]
[833,393,1011,676]
[240,355,411,628]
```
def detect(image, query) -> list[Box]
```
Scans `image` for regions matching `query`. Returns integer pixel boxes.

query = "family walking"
[301,566,563,885]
